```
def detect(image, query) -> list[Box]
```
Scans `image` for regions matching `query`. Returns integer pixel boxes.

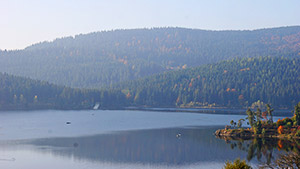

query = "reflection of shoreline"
[0,158,15,161]
[125,107,291,116]
[216,135,300,166]
[1,127,247,166]
[260,151,300,168]
[0,105,292,117]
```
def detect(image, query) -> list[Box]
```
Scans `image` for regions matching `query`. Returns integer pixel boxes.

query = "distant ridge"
[1,26,300,88]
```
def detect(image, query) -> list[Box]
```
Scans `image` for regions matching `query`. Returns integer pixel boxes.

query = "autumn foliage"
[277,126,284,135]
[276,119,283,126]
[277,140,283,150]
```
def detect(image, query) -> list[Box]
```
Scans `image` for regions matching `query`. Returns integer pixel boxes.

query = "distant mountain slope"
[115,57,300,108]
[1,57,299,110]
[0,73,125,110]
[1,26,300,88]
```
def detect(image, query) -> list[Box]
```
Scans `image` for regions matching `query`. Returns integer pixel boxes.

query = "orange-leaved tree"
[278,125,284,135]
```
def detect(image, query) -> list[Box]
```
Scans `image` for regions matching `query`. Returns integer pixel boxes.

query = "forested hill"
[114,57,300,109]
[1,57,300,110]
[1,26,300,88]
[0,73,126,110]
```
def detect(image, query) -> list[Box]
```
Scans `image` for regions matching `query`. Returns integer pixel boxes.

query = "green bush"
[286,122,292,128]
[253,121,262,134]
[291,116,296,122]
[295,130,300,137]
[223,158,252,169]
[280,118,293,127]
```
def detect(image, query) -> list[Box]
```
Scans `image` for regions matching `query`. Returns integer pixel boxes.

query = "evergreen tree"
[266,104,274,123]
[246,108,255,128]
[256,108,262,122]
[294,102,300,125]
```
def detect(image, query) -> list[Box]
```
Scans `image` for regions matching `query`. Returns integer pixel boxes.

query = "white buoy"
[176,133,181,138]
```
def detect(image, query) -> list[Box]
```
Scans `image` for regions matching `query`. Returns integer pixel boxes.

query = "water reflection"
[216,135,300,167]
[260,151,300,168]
[131,107,291,116]
[14,126,247,166]
[7,126,300,168]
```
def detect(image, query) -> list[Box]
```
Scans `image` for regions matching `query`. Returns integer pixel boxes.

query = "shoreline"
[0,106,292,116]
[215,128,300,140]
[0,106,290,117]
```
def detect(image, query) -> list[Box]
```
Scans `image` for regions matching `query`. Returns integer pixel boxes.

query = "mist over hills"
[1,26,300,89]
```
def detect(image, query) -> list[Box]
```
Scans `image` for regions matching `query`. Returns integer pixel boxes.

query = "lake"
[0,109,291,168]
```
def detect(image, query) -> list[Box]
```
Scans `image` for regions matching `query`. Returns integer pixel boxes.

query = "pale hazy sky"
[1,0,300,50]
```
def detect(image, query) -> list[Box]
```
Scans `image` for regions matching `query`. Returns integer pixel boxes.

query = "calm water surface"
[0,109,289,168]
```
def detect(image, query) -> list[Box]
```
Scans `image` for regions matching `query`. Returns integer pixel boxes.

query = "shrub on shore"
[223,158,252,169]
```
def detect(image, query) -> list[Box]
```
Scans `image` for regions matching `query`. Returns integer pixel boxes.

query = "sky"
[1,0,300,50]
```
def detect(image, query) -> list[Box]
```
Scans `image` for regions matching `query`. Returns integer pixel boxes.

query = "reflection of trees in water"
[219,136,300,166]
[26,127,232,165]
[260,152,300,168]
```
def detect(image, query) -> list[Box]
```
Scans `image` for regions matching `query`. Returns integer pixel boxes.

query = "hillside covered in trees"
[1,26,300,88]
[114,57,300,109]
[0,73,126,110]
[0,57,299,110]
